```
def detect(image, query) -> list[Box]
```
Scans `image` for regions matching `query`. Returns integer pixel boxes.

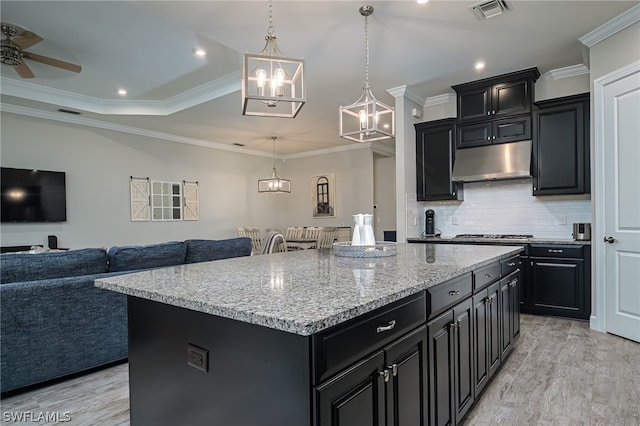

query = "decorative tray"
[332,241,397,258]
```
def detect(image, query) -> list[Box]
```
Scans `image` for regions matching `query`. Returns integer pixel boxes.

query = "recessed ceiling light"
[193,48,206,57]
[417,0,429,3]
[117,89,127,96]
[474,62,486,70]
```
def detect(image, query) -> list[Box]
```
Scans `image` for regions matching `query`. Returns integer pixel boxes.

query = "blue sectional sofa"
[0,237,252,394]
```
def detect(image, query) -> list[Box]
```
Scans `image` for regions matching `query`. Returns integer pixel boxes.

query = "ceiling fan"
[1,23,81,78]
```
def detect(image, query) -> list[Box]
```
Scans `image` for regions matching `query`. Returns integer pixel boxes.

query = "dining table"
[286,238,319,250]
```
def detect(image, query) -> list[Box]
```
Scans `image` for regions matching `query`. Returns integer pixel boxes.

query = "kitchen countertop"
[95,243,522,336]
[407,236,591,245]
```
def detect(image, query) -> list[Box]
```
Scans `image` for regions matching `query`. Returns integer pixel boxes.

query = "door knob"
[604,236,616,244]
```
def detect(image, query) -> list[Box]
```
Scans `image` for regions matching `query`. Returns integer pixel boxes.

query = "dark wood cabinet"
[452,68,540,148]
[316,351,386,426]
[384,326,428,426]
[499,271,520,361]
[532,93,590,195]
[472,280,501,398]
[316,325,428,426]
[526,244,591,320]
[454,72,538,123]
[415,118,463,201]
[427,298,474,426]
[457,115,531,148]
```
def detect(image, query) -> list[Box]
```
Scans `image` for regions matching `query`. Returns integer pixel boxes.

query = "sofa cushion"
[185,238,252,264]
[0,248,108,284]
[108,241,187,272]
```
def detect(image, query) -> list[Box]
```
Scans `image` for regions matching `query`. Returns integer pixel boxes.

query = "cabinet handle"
[485,273,494,278]
[548,249,564,253]
[376,320,396,333]
[492,110,496,115]
[487,111,491,116]
[388,364,398,377]
[508,262,516,267]
[492,135,496,140]
[379,369,390,383]
[449,290,461,296]
[510,280,517,288]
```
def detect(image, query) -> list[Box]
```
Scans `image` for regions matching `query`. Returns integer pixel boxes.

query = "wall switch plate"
[559,215,567,225]
[452,217,459,225]
[413,216,418,226]
[187,344,209,372]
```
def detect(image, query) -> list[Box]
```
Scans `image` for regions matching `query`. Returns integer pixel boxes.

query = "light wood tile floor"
[1,314,639,426]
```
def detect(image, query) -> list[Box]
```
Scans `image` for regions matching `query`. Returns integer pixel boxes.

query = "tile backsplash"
[407,179,592,240]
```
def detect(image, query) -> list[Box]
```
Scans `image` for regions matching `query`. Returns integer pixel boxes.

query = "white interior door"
[598,62,640,343]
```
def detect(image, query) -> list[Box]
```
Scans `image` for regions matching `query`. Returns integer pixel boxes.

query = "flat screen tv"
[1,167,67,223]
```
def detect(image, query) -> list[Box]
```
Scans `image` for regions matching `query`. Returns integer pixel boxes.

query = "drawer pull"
[508,262,516,267]
[484,273,494,278]
[449,290,460,296]
[376,320,396,333]
[548,249,564,253]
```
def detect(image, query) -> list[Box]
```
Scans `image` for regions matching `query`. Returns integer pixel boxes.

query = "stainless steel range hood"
[452,140,532,182]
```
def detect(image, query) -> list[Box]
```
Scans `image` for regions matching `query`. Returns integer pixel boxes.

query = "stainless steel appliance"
[572,223,591,241]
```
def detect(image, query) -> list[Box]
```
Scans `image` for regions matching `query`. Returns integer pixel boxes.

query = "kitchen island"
[96,243,523,426]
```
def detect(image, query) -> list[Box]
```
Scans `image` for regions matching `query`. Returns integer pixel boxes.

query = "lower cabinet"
[499,271,520,360]
[427,298,474,426]
[316,326,427,426]
[316,257,522,426]
[524,244,591,320]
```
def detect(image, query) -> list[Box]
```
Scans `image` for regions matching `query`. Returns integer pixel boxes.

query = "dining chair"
[304,227,324,240]
[285,226,305,240]
[317,227,337,249]
[259,231,287,255]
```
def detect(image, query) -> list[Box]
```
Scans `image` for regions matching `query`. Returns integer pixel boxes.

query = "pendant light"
[242,0,305,118]
[339,5,395,143]
[258,137,291,193]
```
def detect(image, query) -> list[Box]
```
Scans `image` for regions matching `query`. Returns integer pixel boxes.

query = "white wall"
[0,113,377,249]
[279,147,375,231]
[373,153,396,241]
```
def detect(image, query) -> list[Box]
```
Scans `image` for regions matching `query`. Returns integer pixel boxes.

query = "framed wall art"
[311,173,336,218]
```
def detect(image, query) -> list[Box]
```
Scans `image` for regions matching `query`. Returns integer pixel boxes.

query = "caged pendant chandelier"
[258,137,291,193]
[339,5,395,143]
[242,0,305,118]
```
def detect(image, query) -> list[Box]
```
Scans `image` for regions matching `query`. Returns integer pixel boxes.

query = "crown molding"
[1,102,376,160]
[0,71,241,116]
[545,64,590,80]
[579,3,640,48]
[387,85,425,107]
[424,93,455,107]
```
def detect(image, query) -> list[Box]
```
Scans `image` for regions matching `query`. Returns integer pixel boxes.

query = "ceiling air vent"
[469,0,511,20]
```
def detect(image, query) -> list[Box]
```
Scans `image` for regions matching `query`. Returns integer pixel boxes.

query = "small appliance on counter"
[425,209,436,236]
[572,223,591,241]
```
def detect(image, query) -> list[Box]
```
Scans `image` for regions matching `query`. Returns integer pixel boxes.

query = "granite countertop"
[407,236,591,245]
[95,243,522,336]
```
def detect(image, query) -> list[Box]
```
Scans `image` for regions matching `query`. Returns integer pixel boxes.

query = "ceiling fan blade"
[22,52,81,73]
[15,60,35,78]
[12,31,43,50]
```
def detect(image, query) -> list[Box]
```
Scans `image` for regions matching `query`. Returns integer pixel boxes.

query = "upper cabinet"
[452,68,540,149]
[415,118,463,201]
[532,93,590,195]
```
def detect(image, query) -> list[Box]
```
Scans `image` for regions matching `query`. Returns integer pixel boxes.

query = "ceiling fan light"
[1,42,21,66]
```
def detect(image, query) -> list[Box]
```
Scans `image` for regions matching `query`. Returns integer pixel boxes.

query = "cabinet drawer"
[313,291,426,384]
[426,272,472,319]
[529,244,583,258]
[501,256,520,277]
[474,262,501,292]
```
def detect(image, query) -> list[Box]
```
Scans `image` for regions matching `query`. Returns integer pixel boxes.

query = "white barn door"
[594,61,640,343]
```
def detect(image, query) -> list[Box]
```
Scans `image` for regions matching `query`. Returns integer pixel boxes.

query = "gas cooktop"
[454,234,534,240]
